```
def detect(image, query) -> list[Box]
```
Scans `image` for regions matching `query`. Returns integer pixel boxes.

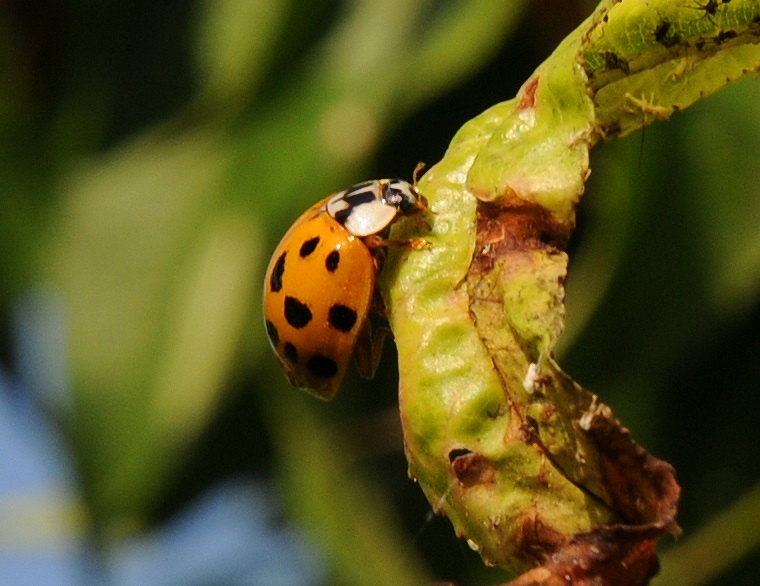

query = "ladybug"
[263,177,427,400]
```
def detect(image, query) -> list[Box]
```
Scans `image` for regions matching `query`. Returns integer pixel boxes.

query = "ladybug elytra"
[263,177,427,399]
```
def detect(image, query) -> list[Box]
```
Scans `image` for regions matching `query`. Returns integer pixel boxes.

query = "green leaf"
[49,130,261,526]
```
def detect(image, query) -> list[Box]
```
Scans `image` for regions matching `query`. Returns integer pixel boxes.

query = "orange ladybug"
[263,178,427,400]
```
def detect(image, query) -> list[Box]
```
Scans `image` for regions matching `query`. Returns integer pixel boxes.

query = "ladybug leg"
[364,234,429,250]
[354,321,391,379]
[370,294,388,318]
[412,208,433,231]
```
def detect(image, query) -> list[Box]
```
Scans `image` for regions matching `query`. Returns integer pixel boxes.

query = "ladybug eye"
[399,192,420,215]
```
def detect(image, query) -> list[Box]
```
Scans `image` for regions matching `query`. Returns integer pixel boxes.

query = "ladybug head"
[384,180,427,216]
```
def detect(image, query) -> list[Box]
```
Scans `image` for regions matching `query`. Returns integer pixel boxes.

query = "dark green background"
[2,1,759,584]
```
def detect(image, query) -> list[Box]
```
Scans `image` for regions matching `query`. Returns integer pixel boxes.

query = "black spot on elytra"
[307,354,339,378]
[325,250,340,272]
[270,252,286,292]
[265,320,279,346]
[299,237,319,257]
[283,342,298,363]
[328,304,358,332]
[284,296,312,328]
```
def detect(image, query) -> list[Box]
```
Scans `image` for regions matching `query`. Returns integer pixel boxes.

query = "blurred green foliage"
[1,1,760,585]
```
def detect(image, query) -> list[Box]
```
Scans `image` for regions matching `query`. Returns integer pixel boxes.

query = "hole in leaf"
[448,448,473,462]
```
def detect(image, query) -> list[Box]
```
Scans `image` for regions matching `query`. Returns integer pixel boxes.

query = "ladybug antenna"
[412,162,425,186]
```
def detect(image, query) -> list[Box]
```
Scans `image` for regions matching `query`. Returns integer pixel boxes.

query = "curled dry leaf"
[465,198,681,582]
